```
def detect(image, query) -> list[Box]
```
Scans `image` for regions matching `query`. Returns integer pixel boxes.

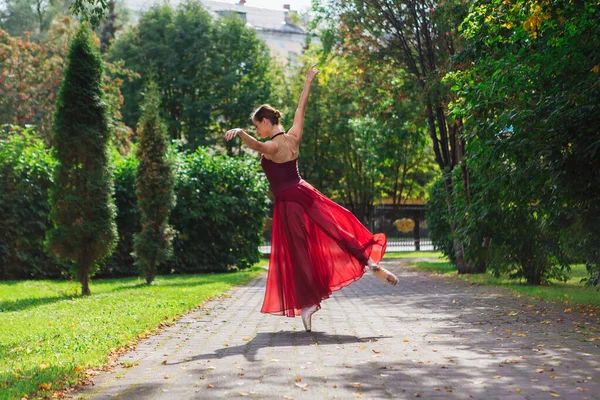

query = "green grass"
[0,265,266,399]
[383,251,445,259]
[409,259,600,308]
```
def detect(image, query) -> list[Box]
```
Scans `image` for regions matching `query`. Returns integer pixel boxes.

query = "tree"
[315,0,478,272]
[445,0,600,283]
[279,50,435,221]
[0,0,72,39]
[133,80,176,284]
[108,1,274,147]
[45,23,117,295]
[0,17,137,149]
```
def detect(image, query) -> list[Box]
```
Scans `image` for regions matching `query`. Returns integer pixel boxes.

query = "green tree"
[315,0,477,272]
[0,0,72,39]
[45,23,117,295]
[108,1,274,147]
[446,0,600,283]
[0,17,137,149]
[133,80,176,284]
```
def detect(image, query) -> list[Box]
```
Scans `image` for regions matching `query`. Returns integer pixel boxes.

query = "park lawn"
[409,259,600,309]
[0,264,266,399]
[383,251,444,259]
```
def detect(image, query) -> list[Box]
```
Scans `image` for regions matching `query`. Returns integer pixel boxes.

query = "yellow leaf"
[39,363,49,370]
[550,394,560,398]
[517,334,527,337]
[38,383,52,390]
[207,384,214,388]
[403,339,409,342]
[590,65,599,73]
[296,377,302,382]
[515,388,521,393]
[352,382,363,388]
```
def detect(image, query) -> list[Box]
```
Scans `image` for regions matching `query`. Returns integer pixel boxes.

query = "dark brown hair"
[252,104,282,125]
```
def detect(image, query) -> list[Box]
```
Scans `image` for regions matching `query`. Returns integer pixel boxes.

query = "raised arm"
[224,128,279,155]
[287,65,319,142]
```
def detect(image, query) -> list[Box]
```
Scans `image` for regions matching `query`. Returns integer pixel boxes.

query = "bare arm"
[287,65,319,142]
[224,128,278,155]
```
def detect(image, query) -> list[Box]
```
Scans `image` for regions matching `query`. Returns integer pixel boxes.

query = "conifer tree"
[46,23,117,295]
[133,80,176,284]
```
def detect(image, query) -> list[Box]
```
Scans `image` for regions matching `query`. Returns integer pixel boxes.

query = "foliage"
[0,17,137,150]
[101,147,139,277]
[0,267,264,399]
[0,125,65,280]
[0,0,72,39]
[170,148,270,273]
[69,0,109,27]
[446,0,600,284]
[45,23,118,295]
[133,81,176,284]
[108,1,274,148]
[279,49,436,222]
[426,176,456,264]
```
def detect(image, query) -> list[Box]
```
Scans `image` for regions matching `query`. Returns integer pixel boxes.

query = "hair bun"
[274,110,282,118]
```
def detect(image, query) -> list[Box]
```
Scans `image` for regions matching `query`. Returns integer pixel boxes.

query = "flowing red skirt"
[260,180,387,317]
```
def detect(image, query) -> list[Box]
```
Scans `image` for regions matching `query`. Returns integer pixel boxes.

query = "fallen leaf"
[515,388,521,393]
[207,384,214,388]
[550,394,560,398]
[295,378,302,382]
[239,393,249,397]
[372,349,381,354]
[403,339,410,342]
[295,382,307,389]
[535,369,545,373]
[163,375,169,379]
[494,376,502,379]
[352,383,363,388]
[415,393,421,397]
[161,360,167,365]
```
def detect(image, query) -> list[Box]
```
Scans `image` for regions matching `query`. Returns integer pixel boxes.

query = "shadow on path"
[167,331,387,364]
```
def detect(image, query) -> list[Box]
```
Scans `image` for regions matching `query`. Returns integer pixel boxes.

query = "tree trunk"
[80,270,91,296]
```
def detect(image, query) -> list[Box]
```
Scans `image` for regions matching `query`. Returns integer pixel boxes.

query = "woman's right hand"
[225,128,243,141]
[306,64,319,83]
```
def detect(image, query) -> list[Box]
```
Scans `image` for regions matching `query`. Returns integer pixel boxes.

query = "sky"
[216,0,314,12]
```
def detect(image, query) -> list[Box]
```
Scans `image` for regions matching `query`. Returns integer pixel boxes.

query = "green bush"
[0,125,66,279]
[100,148,140,277]
[426,176,456,265]
[169,148,269,273]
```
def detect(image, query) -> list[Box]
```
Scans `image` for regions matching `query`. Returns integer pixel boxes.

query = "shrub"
[0,125,65,279]
[169,148,269,273]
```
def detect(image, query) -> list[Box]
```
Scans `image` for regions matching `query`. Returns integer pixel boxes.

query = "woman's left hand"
[225,128,243,141]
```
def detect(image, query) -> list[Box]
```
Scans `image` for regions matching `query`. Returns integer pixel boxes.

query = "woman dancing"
[225,65,398,332]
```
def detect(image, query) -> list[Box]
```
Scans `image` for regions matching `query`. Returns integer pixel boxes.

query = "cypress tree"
[46,23,117,295]
[133,80,176,284]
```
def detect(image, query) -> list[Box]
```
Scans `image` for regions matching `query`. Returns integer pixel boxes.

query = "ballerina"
[225,65,398,332]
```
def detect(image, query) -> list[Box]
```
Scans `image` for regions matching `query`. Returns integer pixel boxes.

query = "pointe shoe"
[370,265,399,286]
[300,304,318,332]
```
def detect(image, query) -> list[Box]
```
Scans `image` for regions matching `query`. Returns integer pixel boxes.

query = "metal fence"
[260,204,434,254]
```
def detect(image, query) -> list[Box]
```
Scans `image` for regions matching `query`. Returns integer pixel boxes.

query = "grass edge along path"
[407,259,600,310]
[0,265,266,400]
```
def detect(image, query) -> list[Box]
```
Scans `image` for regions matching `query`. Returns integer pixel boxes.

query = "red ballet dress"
[260,155,387,317]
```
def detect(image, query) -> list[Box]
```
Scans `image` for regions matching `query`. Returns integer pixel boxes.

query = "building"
[122,0,313,64]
